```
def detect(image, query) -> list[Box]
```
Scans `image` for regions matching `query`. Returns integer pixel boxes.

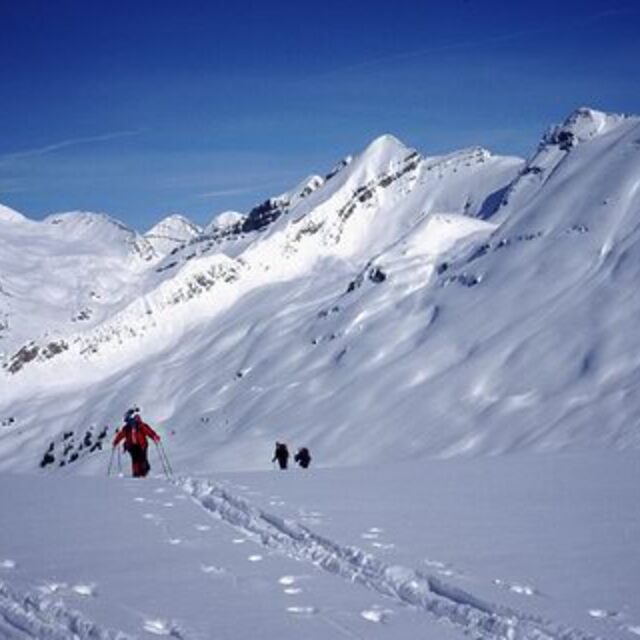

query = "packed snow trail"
[179,477,600,640]
[0,581,131,640]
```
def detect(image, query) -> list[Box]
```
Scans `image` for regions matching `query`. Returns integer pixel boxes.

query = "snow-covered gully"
[0,581,131,640]
[180,477,599,640]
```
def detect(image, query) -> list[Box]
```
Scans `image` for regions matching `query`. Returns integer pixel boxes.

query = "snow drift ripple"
[0,580,131,640]
[179,477,599,640]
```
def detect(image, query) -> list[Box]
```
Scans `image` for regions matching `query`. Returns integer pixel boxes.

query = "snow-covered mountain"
[0,210,156,364]
[2,107,640,474]
[144,214,203,257]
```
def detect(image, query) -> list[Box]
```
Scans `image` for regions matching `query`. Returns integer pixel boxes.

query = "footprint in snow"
[38,582,67,594]
[509,583,537,596]
[173,494,187,501]
[201,564,226,576]
[361,532,379,540]
[371,542,395,550]
[361,527,384,540]
[0,559,16,569]
[286,606,317,616]
[588,609,619,619]
[279,575,308,586]
[279,575,309,593]
[626,626,640,636]
[168,538,182,545]
[162,502,174,508]
[248,555,263,562]
[154,487,166,494]
[143,618,183,636]
[133,497,146,503]
[232,538,246,544]
[269,500,286,507]
[494,579,538,596]
[72,584,97,597]
[361,606,393,624]
[194,524,211,532]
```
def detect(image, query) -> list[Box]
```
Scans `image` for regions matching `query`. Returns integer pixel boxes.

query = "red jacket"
[113,416,160,449]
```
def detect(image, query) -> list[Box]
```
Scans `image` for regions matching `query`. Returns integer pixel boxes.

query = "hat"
[124,407,140,421]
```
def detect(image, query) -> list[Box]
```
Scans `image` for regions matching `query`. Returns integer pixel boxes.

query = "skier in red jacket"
[113,408,160,477]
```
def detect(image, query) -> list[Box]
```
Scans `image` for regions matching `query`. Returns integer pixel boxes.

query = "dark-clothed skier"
[112,409,160,477]
[294,447,312,469]
[272,442,290,470]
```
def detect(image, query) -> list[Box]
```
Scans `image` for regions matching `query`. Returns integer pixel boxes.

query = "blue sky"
[1,0,639,230]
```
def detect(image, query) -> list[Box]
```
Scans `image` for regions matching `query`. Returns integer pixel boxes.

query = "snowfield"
[1,107,640,638]
[0,454,638,639]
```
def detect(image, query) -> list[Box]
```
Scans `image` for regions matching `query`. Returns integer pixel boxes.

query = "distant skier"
[272,442,290,470]
[294,447,312,469]
[112,408,160,478]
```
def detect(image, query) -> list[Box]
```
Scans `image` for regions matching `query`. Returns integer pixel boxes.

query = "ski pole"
[161,446,173,479]
[158,441,174,477]
[107,447,115,476]
[154,442,172,479]
[117,446,122,474]
[154,442,169,479]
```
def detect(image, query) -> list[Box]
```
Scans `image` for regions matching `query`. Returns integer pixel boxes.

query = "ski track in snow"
[0,580,130,640]
[179,476,601,640]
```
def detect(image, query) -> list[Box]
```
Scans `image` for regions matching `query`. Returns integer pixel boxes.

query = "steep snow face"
[2,108,640,473]
[494,107,639,225]
[277,175,324,208]
[0,134,519,376]
[144,214,203,257]
[544,107,630,147]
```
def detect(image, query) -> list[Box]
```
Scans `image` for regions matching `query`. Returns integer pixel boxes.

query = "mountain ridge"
[1,106,639,472]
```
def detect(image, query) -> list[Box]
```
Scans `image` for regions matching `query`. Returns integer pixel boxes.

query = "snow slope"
[0,211,156,361]
[144,214,203,258]
[1,108,640,474]
[0,453,638,639]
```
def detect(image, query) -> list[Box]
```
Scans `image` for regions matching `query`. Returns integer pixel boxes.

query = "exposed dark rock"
[368,267,387,283]
[39,452,55,468]
[156,261,178,273]
[5,343,39,374]
[241,199,285,233]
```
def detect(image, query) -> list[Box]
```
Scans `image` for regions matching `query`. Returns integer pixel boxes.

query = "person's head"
[124,407,140,423]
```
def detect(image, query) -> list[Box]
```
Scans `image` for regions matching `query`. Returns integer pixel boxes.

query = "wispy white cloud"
[0,129,146,164]
[312,8,640,80]
[196,181,289,199]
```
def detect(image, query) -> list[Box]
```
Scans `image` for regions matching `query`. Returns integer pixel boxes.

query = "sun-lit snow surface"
[143,214,202,257]
[0,211,156,362]
[2,108,640,474]
[2,108,640,640]
[0,453,638,639]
